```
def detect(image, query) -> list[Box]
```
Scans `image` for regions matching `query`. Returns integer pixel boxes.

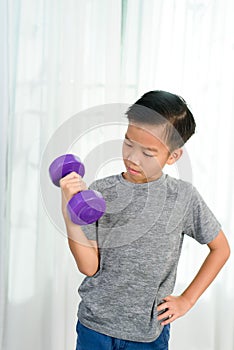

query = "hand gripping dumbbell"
[49,154,106,225]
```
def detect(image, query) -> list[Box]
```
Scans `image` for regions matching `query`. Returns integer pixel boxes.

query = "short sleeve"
[81,181,99,241]
[183,186,222,244]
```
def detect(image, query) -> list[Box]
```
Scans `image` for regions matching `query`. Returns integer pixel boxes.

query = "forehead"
[126,123,168,150]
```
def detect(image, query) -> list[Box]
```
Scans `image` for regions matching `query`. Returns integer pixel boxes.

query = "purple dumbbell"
[49,154,106,225]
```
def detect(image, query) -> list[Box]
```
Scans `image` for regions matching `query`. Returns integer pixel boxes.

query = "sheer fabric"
[0,1,233,349]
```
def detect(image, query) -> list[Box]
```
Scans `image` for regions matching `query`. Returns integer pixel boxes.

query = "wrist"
[180,293,197,308]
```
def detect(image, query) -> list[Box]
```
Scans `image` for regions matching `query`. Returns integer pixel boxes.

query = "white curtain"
[0,0,233,349]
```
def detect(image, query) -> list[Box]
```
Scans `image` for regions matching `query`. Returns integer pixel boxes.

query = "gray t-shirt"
[77,172,221,342]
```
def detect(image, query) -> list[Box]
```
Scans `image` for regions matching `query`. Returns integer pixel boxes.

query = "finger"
[60,172,81,182]
[157,302,169,313]
[60,177,84,189]
[62,178,84,185]
[157,310,172,321]
[163,296,172,302]
[64,184,86,192]
[161,314,176,326]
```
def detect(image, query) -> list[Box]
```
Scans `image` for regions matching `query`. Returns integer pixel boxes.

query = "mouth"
[127,166,141,175]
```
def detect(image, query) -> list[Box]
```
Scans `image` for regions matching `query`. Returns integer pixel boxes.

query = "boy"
[60,91,230,350]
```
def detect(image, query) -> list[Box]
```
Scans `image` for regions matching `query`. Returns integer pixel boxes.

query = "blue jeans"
[76,320,170,350]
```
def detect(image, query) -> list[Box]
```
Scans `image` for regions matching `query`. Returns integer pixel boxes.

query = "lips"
[127,166,141,174]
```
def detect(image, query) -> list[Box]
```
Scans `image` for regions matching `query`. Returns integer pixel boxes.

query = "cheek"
[122,143,127,159]
[122,143,133,160]
[143,158,161,172]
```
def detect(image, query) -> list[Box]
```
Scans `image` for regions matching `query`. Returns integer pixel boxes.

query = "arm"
[65,219,99,277]
[60,172,99,277]
[157,230,230,325]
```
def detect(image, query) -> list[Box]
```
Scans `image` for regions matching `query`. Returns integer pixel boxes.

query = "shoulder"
[166,175,216,221]
[163,175,199,216]
[165,174,194,196]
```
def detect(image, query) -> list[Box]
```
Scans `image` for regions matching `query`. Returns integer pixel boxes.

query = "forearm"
[181,242,230,306]
[59,173,99,276]
[65,218,99,276]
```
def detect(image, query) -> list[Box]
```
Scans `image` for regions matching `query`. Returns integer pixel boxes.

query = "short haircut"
[125,90,196,152]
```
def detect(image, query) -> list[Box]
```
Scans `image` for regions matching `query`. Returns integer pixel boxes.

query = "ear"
[166,148,183,165]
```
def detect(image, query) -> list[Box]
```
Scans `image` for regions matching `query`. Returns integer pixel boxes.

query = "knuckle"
[71,171,79,177]
[60,181,66,189]
[64,183,70,189]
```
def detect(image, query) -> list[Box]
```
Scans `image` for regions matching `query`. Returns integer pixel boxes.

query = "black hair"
[125,90,196,152]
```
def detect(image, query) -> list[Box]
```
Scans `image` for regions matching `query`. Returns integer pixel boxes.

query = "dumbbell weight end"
[49,154,85,187]
[67,190,106,225]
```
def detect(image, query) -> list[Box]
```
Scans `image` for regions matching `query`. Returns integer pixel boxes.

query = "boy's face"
[122,122,182,183]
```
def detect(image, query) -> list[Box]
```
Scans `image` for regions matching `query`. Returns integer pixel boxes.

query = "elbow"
[85,270,99,277]
[78,264,99,277]
[224,236,231,261]
[225,244,231,261]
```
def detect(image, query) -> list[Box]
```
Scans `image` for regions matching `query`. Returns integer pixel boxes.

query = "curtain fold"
[0,0,10,348]
[1,1,233,349]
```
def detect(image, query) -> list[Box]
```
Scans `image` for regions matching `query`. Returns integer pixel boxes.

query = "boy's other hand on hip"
[157,295,193,325]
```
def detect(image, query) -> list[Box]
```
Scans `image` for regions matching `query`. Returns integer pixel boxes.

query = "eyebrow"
[124,133,159,153]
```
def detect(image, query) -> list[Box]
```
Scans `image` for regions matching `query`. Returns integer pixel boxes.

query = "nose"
[126,149,141,166]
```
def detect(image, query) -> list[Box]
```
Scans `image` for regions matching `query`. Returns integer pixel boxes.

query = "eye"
[143,152,154,157]
[124,140,133,147]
